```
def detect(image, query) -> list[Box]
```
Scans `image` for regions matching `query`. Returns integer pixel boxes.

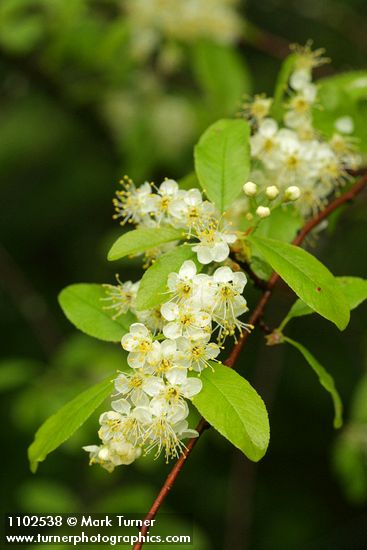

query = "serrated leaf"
[59,284,135,342]
[135,245,200,311]
[194,118,251,212]
[28,376,114,473]
[280,277,367,330]
[108,227,184,261]
[192,362,269,462]
[284,337,343,428]
[248,235,350,330]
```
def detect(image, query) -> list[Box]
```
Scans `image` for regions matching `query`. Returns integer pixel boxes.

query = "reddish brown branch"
[132,174,367,550]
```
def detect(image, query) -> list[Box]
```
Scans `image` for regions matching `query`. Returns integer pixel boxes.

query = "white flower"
[145,338,187,376]
[83,440,141,472]
[166,260,199,303]
[113,180,156,225]
[114,372,150,405]
[161,301,211,340]
[102,278,139,319]
[169,188,216,229]
[153,179,183,224]
[210,266,250,342]
[177,336,220,372]
[139,400,190,461]
[193,222,237,265]
[121,323,155,368]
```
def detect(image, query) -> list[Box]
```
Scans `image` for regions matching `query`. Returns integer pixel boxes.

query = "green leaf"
[248,235,350,330]
[313,71,367,151]
[271,52,298,120]
[192,362,269,462]
[28,376,114,473]
[59,284,135,342]
[108,227,183,261]
[192,40,252,118]
[284,337,343,428]
[279,277,367,330]
[135,245,200,311]
[194,118,251,212]
[254,204,303,243]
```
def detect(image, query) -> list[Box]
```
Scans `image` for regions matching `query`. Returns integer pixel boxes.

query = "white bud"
[265,185,279,200]
[284,186,301,201]
[243,181,257,197]
[256,206,271,218]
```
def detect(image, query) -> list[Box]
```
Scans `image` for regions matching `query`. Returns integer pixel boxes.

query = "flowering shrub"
[28,45,367,544]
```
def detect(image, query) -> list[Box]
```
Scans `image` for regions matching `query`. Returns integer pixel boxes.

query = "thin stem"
[132,174,367,550]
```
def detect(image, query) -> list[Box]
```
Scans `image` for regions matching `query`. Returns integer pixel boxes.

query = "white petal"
[143,376,165,396]
[161,301,179,321]
[161,338,177,355]
[163,322,182,339]
[213,266,233,283]
[114,374,129,394]
[111,398,131,414]
[179,260,197,279]
[212,242,229,262]
[193,245,213,265]
[166,367,188,385]
[130,323,150,337]
[182,377,202,397]
[133,406,152,424]
[127,352,145,369]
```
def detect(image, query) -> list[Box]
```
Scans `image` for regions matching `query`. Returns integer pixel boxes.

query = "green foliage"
[194,118,251,212]
[135,245,200,311]
[279,277,367,330]
[248,235,350,330]
[59,284,135,342]
[0,358,42,392]
[192,362,269,462]
[28,375,114,473]
[107,227,184,261]
[284,337,342,428]
[253,204,303,243]
[192,40,252,119]
[270,52,298,120]
[314,71,367,151]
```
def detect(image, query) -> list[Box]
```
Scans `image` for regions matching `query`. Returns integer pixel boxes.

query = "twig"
[132,174,367,550]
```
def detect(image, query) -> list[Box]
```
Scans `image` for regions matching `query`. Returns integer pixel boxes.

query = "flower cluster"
[124,0,242,61]
[84,261,250,471]
[241,44,360,217]
[113,177,238,265]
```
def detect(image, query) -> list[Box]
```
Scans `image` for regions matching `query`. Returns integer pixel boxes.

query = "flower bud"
[243,181,257,197]
[256,206,271,218]
[284,186,301,201]
[265,185,279,200]
[245,212,254,221]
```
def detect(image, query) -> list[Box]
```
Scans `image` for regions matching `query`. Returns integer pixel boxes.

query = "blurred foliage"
[1,0,367,548]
